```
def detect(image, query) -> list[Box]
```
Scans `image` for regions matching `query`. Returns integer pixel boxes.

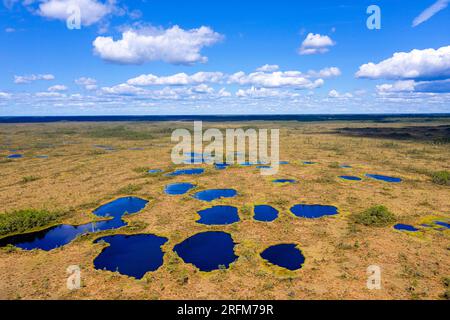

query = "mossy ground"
[0,119,449,300]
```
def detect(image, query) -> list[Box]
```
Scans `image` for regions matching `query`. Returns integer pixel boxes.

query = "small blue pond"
[197,206,240,225]
[6,154,22,159]
[435,221,450,229]
[340,165,352,168]
[254,205,279,222]
[0,197,148,251]
[215,163,229,170]
[260,244,305,271]
[35,155,49,159]
[129,147,144,151]
[366,174,402,183]
[173,231,238,271]
[290,204,338,218]
[164,183,196,195]
[256,165,272,169]
[94,234,168,279]
[239,162,255,167]
[193,189,237,202]
[394,224,419,232]
[273,179,296,184]
[279,161,289,165]
[148,169,162,174]
[303,161,316,165]
[167,168,205,176]
[339,175,362,181]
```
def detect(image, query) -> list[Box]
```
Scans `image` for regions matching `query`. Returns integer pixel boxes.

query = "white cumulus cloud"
[75,77,98,90]
[93,25,223,65]
[256,64,279,72]
[356,46,450,80]
[299,33,335,55]
[228,70,324,89]
[38,0,115,26]
[48,84,68,91]
[127,72,224,86]
[328,89,353,99]
[14,74,55,84]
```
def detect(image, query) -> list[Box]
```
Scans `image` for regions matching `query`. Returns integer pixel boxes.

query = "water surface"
[0,197,148,251]
[339,175,362,181]
[6,154,22,159]
[193,189,237,202]
[197,206,240,225]
[290,204,338,218]
[173,231,238,271]
[366,174,402,183]
[164,183,196,195]
[254,205,279,222]
[394,224,419,232]
[167,168,205,176]
[260,244,305,271]
[272,179,296,184]
[94,234,168,279]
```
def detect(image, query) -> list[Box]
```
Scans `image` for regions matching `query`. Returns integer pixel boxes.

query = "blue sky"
[0,0,449,115]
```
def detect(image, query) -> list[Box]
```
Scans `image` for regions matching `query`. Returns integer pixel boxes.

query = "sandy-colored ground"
[0,119,449,300]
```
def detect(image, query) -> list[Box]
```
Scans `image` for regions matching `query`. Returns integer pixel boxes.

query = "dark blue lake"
[256,165,272,169]
[94,234,168,279]
[290,204,338,218]
[215,163,229,170]
[0,197,148,251]
[167,168,205,176]
[6,154,22,159]
[260,244,305,271]
[173,231,238,272]
[394,224,419,232]
[339,175,362,181]
[164,183,196,195]
[193,189,237,202]
[303,161,316,165]
[435,221,450,229]
[197,206,240,225]
[254,205,278,222]
[272,179,296,184]
[366,174,402,183]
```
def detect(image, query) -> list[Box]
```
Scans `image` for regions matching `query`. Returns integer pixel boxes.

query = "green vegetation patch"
[87,126,154,140]
[0,209,64,236]
[351,205,396,227]
[431,171,450,186]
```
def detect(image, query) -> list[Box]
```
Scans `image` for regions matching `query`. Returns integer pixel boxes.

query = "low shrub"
[0,209,63,236]
[351,205,396,227]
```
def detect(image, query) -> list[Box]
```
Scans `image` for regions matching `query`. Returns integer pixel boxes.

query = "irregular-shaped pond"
[394,224,419,232]
[254,205,278,222]
[167,168,205,176]
[272,179,296,184]
[173,231,238,271]
[164,183,196,195]
[148,169,162,174]
[197,205,240,225]
[366,174,402,183]
[260,244,305,271]
[193,189,237,202]
[0,197,148,251]
[290,204,338,218]
[6,154,22,159]
[435,221,450,229]
[339,175,362,181]
[93,234,167,279]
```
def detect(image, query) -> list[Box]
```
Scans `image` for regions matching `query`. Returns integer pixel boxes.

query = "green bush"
[351,205,396,227]
[87,126,154,140]
[0,209,63,236]
[431,171,450,186]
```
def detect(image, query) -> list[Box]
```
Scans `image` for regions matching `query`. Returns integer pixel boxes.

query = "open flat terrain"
[0,118,449,300]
